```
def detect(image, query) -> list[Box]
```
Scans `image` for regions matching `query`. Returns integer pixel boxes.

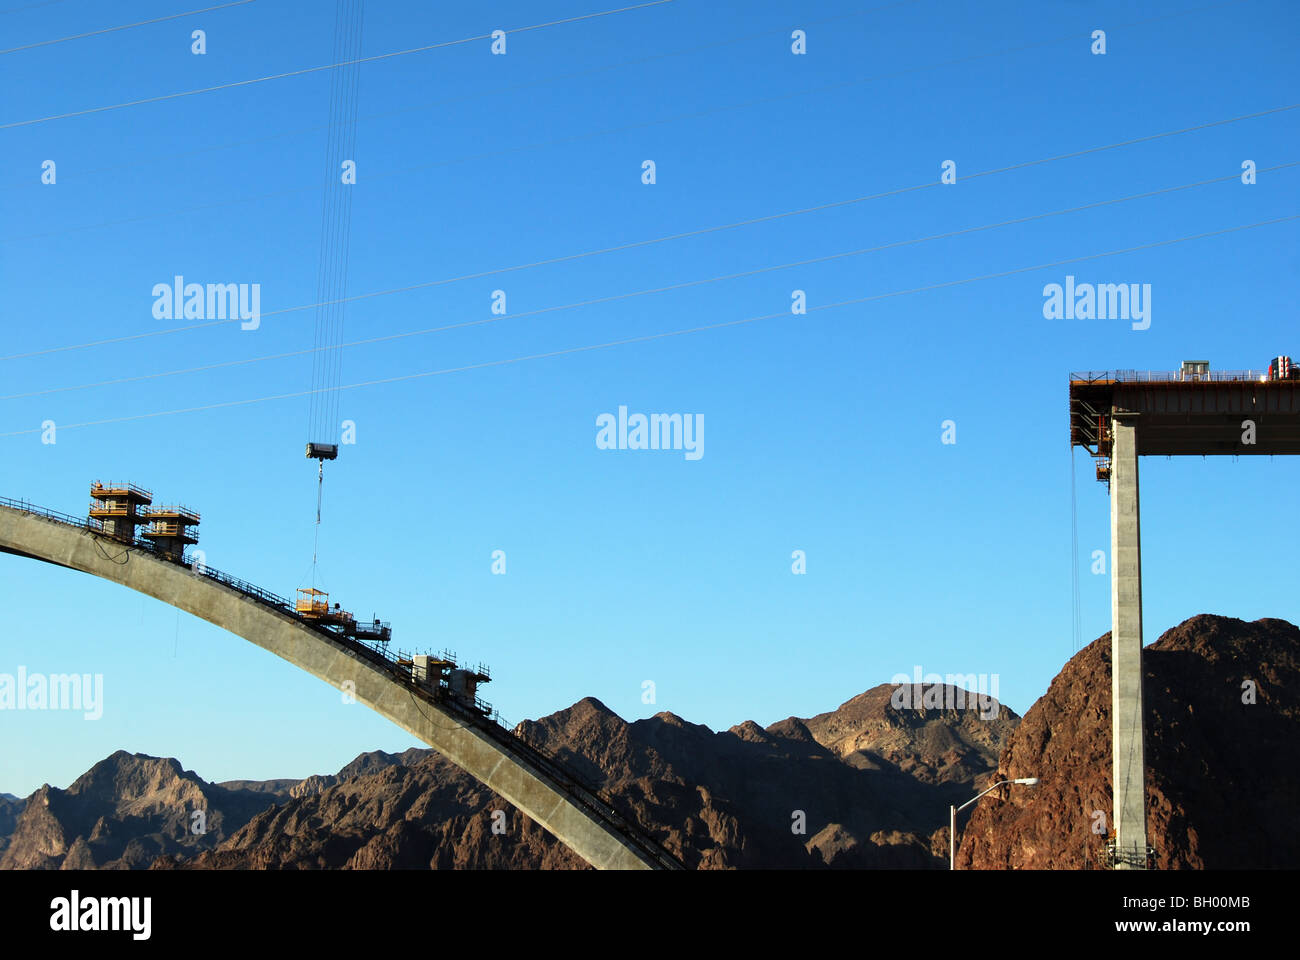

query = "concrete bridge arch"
[0,501,678,870]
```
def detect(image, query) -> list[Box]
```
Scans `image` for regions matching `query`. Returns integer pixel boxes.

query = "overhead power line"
[0,0,1252,150]
[5,162,1293,402]
[0,0,70,15]
[0,1,255,56]
[2,102,1293,364]
[0,0,922,195]
[0,0,675,129]
[8,98,1292,246]
[2,214,1292,438]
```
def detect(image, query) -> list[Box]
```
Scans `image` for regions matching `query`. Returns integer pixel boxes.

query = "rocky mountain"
[25,610,1298,873]
[153,682,1016,870]
[8,615,1294,870]
[8,614,1291,871]
[281,747,425,799]
[956,615,1300,869]
[0,794,25,857]
[214,779,299,797]
[0,752,281,869]
[802,683,1016,788]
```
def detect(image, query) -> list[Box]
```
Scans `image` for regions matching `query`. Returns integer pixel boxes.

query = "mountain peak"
[958,614,1300,868]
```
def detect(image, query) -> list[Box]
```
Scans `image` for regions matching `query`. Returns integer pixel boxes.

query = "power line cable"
[12,94,1291,248]
[0,0,255,56]
[3,214,1291,438]
[3,103,1292,364]
[0,0,1253,134]
[0,0,676,130]
[0,0,925,193]
[6,162,1293,402]
[3,5,1275,230]
[0,0,72,15]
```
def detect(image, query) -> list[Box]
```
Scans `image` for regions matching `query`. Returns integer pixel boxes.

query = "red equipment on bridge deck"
[1070,358,1300,485]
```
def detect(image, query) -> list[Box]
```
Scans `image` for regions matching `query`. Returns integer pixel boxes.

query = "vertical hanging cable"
[308,0,344,445]
[332,1,363,438]
[305,0,364,590]
[312,458,324,587]
[307,0,364,446]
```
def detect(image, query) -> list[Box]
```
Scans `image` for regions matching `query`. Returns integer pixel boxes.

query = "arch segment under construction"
[0,499,682,871]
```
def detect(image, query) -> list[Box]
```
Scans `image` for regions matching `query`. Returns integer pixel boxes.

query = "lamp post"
[949,777,1039,870]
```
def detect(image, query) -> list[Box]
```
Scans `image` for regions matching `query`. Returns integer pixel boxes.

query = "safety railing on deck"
[1070,370,1266,383]
[89,481,152,499]
[147,505,201,521]
[0,494,684,869]
[2,496,103,530]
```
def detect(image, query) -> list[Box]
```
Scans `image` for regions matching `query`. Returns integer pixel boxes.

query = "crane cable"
[308,0,362,445]
[307,0,364,589]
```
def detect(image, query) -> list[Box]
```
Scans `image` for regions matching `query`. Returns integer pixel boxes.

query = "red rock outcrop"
[957,615,1300,869]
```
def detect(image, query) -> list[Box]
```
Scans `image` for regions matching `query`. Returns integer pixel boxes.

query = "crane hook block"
[306,442,339,461]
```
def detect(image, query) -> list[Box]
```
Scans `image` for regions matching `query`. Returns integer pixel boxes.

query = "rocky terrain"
[0,753,281,869]
[0,794,25,858]
[956,615,1300,869]
[3,613,1294,869]
[1,683,1015,870]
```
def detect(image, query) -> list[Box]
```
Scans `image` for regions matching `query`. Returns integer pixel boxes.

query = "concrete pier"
[1072,369,1300,868]
[1108,415,1147,869]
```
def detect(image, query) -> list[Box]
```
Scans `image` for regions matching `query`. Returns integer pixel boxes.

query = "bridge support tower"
[1108,415,1147,869]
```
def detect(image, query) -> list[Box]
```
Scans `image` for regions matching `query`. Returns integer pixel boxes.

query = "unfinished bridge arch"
[0,500,679,870]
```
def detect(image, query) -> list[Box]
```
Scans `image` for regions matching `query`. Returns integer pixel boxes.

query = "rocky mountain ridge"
[4,614,1294,869]
[3,682,1015,869]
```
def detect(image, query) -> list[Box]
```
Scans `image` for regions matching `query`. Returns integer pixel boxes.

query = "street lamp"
[949,777,1039,870]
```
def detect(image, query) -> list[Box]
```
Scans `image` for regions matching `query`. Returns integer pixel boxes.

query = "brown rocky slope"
[8,614,1294,870]
[0,752,278,869]
[0,794,24,858]
[956,615,1300,869]
[160,686,1016,870]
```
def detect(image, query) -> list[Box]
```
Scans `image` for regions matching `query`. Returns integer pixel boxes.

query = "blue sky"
[0,0,1296,797]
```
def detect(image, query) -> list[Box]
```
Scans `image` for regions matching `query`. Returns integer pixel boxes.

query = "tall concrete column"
[1109,414,1147,869]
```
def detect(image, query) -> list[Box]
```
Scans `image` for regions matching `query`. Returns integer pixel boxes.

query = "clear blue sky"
[1,0,1296,797]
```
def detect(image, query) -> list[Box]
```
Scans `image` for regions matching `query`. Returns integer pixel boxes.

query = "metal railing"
[148,505,201,521]
[0,494,685,869]
[2,496,104,530]
[89,501,141,516]
[1070,369,1266,383]
[89,481,152,499]
[145,522,199,539]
